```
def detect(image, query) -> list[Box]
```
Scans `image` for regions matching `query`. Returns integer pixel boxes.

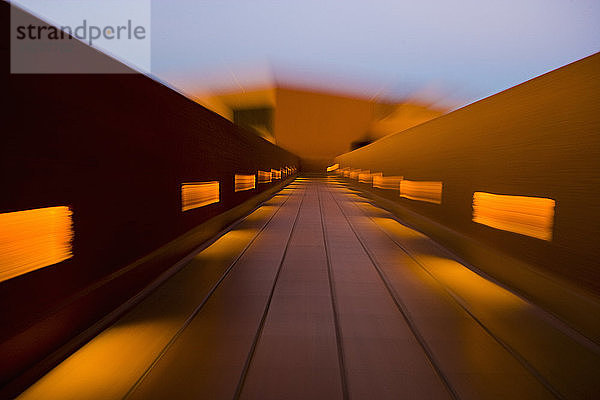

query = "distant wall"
[274,87,375,170]
[0,2,298,389]
[336,53,600,294]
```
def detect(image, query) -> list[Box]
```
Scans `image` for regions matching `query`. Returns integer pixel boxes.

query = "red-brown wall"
[1,3,298,390]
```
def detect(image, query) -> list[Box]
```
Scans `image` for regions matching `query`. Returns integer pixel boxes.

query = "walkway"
[18,178,600,400]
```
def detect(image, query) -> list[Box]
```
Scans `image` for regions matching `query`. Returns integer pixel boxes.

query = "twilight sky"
[13,0,600,108]
[150,0,600,108]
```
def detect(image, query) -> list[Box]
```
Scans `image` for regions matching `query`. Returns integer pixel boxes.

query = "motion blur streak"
[181,182,220,211]
[0,206,73,282]
[258,170,272,183]
[349,169,362,179]
[400,180,443,204]
[358,171,381,184]
[234,174,256,192]
[271,169,281,180]
[373,175,403,190]
[326,163,339,172]
[15,227,260,400]
[472,192,555,241]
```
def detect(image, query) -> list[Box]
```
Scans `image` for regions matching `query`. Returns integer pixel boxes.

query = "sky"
[12,0,600,108]
[149,0,600,108]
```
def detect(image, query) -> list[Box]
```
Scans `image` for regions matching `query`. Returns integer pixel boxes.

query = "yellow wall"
[193,86,445,171]
[273,87,375,170]
[336,52,600,293]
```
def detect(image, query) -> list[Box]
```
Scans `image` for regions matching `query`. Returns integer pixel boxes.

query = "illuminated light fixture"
[235,174,256,192]
[271,169,281,180]
[349,169,362,179]
[181,181,220,211]
[400,180,443,204]
[258,170,272,184]
[359,171,382,184]
[357,171,370,183]
[373,175,403,190]
[327,163,339,172]
[472,192,555,241]
[0,206,74,282]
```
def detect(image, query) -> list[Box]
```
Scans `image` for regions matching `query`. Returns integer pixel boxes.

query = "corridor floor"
[18,177,600,400]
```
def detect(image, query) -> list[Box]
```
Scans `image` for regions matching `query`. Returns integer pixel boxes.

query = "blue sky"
[12,0,600,108]
[149,0,600,107]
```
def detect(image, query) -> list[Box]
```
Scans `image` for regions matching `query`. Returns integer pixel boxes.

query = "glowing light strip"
[235,174,256,192]
[359,171,382,184]
[181,182,220,211]
[373,175,403,190]
[472,192,555,241]
[271,169,281,180]
[327,163,339,172]
[400,180,443,204]
[0,206,74,282]
[349,169,362,179]
[258,170,272,183]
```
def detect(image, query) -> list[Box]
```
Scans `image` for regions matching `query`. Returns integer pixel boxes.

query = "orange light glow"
[472,192,555,241]
[327,163,339,172]
[235,174,256,192]
[400,180,442,204]
[181,182,220,211]
[0,206,73,282]
[358,171,382,184]
[258,170,272,184]
[349,169,362,179]
[373,175,403,190]
[271,169,281,180]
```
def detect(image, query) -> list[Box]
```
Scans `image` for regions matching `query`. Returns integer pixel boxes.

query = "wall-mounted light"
[258,171,272,184]
[373,175,403,190]
[0,206,74,282]
[181,182,220,211]
[235,174,256,192]
[400,180,443,204]
[472,192,555,241]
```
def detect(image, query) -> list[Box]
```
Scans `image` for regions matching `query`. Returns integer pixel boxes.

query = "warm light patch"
[258,170,272,184]
[181,182,220,211]
[373,175,403,190]
[327,163,339,172]
[359,171,382,184]
[235,174,256,192]
[0,206,73,282]
[349,169,362,179]
[472,192,555,241]
[271,169,281,180]
[400,180,442,204]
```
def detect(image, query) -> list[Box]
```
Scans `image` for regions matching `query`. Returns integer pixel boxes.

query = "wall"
[0,2,298,390]
[336,52,600,295]
[274,87,375,171]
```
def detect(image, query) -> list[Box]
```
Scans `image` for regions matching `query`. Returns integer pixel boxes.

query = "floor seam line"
[327,182,460,400]
[232,182,308,400]
[319,181,350,400]
[347,190,564,400]
[122,183,297,400]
